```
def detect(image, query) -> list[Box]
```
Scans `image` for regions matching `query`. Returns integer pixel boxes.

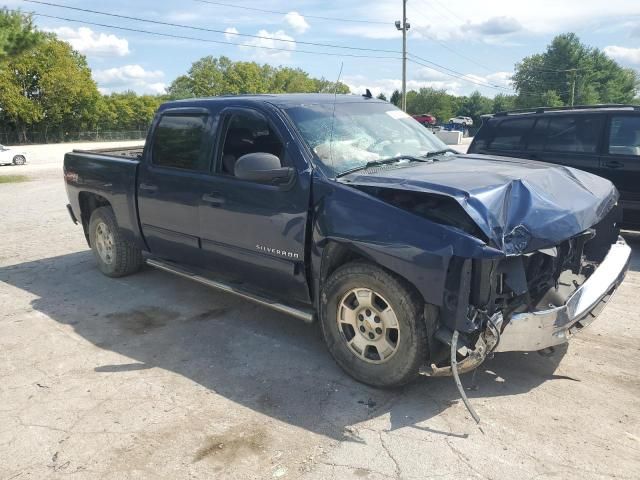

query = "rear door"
[197,105,312,304]
[599,114,640,222]
[532,114,605,177]
[137,108,215,264]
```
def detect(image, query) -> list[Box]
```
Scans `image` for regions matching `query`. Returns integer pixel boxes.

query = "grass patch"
[0,175,29,184]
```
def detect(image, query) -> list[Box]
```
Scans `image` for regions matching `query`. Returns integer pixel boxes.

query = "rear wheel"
[89,207,143,277]
[12,155,26,165]
[320,261,429,388]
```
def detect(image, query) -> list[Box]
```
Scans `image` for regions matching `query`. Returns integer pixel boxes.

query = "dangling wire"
[451,330,481,424]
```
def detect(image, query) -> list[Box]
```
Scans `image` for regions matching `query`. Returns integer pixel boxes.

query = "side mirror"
[234,152,293,184]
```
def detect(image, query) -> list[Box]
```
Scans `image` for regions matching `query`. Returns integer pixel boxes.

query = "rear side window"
[545,115,604,154]
[152,114,209,170]
[608,116,640,156]
[488,118,534,151]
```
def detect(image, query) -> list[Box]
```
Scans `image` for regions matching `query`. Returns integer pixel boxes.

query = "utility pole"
[395,1,410,111]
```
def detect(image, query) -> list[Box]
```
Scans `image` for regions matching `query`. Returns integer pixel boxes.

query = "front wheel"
[12,155,26,165]
[320,261,429,388]
[89,207,143,277]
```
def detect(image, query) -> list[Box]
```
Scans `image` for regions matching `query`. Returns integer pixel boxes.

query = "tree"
[0,37,101,142]
[513,33,639,108]
[376,92,387,101]
[0,8,44,61]
[456,91,493,125]
[390,89,401,106]
[167,55,350,99]
[492,93,517,113]
[404,87,458,122]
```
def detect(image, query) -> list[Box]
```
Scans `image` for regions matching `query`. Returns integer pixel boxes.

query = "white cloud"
[48,27,129,57]
[239,29,296,61]
[341,0,640,43]
[462,16,523,36]
[604,45,640,65]
[284,11,310,34]
[224,27,239,41]
[93,65,166,94]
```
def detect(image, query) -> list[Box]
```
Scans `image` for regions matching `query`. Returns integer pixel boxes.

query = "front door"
[138,108,214,264]
[198,106,312,305]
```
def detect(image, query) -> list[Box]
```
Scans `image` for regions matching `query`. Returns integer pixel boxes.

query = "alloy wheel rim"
[336,288,400,364]
[95,221,115,265]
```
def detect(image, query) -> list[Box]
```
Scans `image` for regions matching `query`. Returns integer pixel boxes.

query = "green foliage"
[513,33,639,108]
[0,38,101,142]
[0,175,29,184]
[97,92,163,131]
[376,92,387,101]
[166,56,349,99]
[390,89,401,106]
[405,88,462,123]
[491,94,517,113]
[457,91,493,125]
[0,8,44,60]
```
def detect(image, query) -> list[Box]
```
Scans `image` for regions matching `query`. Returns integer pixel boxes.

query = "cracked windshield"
[285,102,450,176]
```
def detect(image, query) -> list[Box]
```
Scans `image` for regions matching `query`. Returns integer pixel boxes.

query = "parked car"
[412,113,436,126]
[63,95,630,389]
[468,105,640,228]
[448,116,473,126]
[0,144,27,165]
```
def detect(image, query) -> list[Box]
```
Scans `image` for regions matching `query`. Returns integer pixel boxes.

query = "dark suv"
[469,105,640,228]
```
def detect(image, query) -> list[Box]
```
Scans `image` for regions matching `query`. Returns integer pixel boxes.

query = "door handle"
[139,183,158,193]
[604,160,624,169]
[202,192,225,206]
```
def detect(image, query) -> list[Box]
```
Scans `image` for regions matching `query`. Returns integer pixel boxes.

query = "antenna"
[328,62,344,176]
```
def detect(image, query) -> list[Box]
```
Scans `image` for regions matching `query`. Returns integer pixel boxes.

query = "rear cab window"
[152,113,210,171]
[608,115,640,157]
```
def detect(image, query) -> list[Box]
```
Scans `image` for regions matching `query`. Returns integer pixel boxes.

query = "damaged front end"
[424,205,630,379]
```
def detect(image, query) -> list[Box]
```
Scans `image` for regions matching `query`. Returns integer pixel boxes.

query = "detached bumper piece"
[496,237,631,352]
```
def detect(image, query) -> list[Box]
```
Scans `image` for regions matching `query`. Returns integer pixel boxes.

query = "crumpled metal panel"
[340,153,619,254]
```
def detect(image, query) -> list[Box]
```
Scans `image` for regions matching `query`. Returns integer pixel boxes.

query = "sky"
[5,0,640,98]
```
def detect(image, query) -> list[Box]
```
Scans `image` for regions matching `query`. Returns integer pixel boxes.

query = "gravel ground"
[0,141,639,479]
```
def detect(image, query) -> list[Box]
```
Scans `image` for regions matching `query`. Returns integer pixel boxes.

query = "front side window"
[219,110,284,176]
[285,102,448,177]
[488,118,535,151]
[152,114,209,170]
[608,116,640,156]
[545,115,604,154]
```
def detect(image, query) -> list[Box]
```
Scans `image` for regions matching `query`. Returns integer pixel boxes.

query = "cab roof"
[159,93,387,111]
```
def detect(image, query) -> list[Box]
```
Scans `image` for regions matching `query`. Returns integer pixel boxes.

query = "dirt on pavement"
[0,141,638,479]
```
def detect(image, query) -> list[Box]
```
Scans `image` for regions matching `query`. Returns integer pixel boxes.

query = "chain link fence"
[0,129,149,146]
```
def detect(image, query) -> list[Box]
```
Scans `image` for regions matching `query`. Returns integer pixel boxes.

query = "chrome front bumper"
[495,237,631,352]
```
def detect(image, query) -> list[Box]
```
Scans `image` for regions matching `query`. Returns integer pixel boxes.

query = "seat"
[222,128,255,174]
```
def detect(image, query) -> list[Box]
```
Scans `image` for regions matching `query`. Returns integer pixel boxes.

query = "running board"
[146,258,315,323]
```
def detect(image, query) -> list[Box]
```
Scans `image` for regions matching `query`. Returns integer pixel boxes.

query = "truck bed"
[72,146,144,159]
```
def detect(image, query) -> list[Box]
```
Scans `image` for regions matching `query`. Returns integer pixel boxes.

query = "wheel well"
[319,241,439,354]
[78,192,111,244]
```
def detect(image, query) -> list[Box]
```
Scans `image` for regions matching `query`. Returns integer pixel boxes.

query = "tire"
[12,155,26,165]
[88,206,143,277]
[320,261,429,388]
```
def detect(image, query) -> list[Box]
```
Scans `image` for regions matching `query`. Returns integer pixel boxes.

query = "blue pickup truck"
[64,94,631,389]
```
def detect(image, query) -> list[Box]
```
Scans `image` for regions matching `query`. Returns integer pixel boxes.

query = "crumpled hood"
[340,153,619,254]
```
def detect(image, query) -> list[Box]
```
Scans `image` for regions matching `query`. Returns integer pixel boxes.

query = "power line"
[408,54,511,91]
[23,0,401,55]
[193,0,390,25]
[24,10,402,60]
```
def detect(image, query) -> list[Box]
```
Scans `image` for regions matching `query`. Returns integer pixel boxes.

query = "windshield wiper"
[336,155,429,178]
[423,148,457,158]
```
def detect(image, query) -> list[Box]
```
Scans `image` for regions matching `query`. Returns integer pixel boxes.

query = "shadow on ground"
[0,250,596,441]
